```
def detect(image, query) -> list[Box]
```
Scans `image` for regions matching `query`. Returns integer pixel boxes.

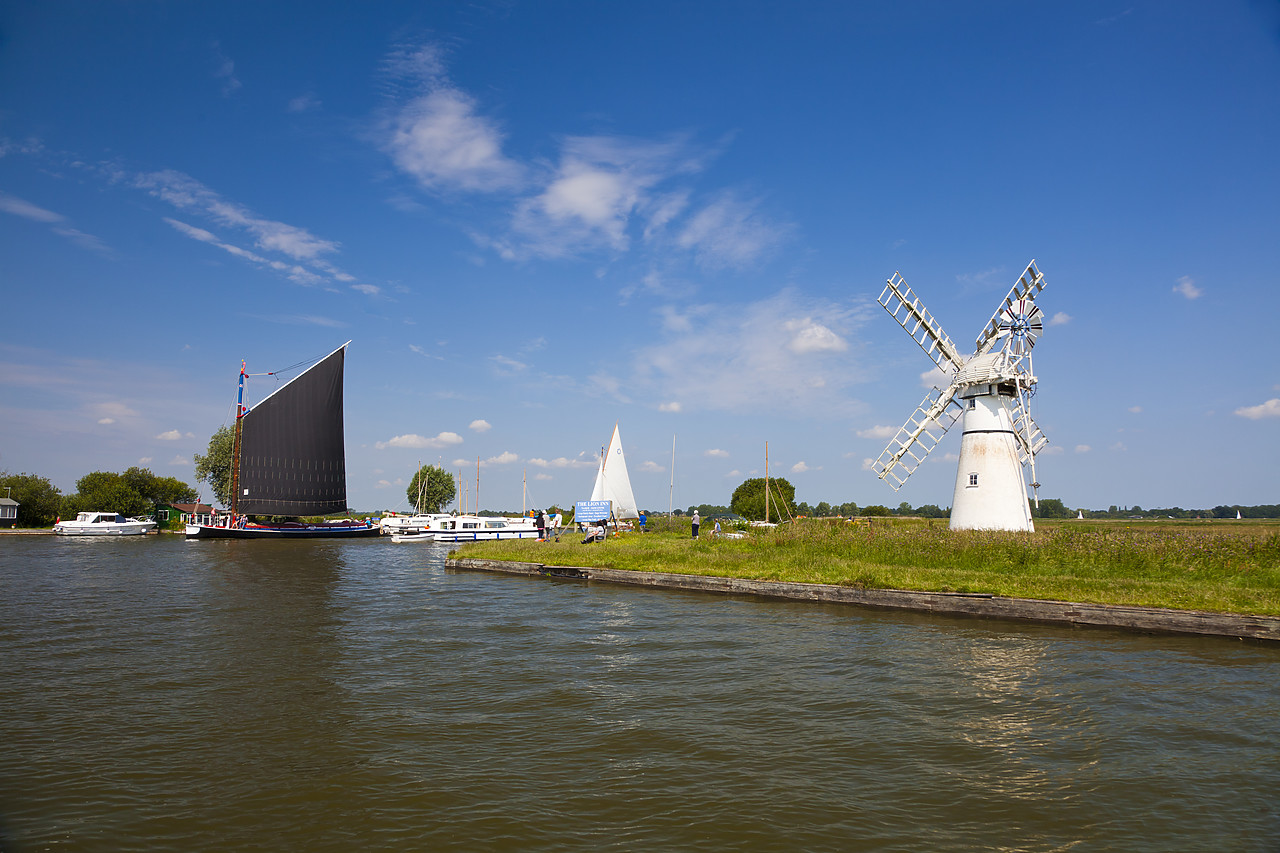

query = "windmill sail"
[590,424,639,520]
[238,344,350,516]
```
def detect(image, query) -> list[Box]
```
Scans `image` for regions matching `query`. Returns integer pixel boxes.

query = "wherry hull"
[185,521,379,539]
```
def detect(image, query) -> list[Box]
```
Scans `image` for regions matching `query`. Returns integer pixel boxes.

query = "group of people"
[533,509,562,542]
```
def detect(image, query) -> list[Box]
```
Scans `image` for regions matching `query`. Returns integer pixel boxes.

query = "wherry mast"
[229,359,247,522]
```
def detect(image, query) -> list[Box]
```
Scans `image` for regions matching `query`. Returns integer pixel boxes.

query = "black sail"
[237,345,348,516]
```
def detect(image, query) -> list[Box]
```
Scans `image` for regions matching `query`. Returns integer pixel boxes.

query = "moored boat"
[55,512,157,536]
[428,514,540,542]
[186,342,378,540]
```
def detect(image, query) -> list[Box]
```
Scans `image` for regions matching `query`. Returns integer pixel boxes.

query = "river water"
[2,536,1278,851]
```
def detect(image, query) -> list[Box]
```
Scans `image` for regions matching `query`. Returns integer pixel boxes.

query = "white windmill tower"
[872,260,1049,532]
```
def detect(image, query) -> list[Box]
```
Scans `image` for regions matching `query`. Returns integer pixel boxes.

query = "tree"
[815,501,832,517]
[860,505,891,516]
[63,471,148,517]
[194,425,235,507]
[407,464,456,513]
[123,467,197,505]
[0,471,63,527]
[1032,498,1071,519]
[730,477,797,521]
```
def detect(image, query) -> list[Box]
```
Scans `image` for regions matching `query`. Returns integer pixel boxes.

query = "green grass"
[452,517,1280,616]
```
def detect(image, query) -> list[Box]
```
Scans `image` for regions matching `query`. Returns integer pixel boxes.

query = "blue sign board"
[575,500,612,522]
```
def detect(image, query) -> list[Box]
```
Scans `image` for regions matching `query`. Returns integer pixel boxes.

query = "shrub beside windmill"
[872,261,1049,532]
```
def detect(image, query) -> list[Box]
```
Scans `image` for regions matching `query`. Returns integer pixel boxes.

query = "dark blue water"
[2,535,1279,851]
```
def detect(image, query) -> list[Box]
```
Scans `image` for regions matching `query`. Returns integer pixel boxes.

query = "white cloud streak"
[375,431,464,450]
[1235,398,1280,419]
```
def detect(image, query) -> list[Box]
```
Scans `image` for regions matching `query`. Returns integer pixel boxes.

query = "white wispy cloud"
[142,172,338,260]
[1048,312,1072,326]
[1235,398,1280,419]
[791,461,818,473]
[1173,275,1202,300]
[956,266,1004,288]
[658,401,682,412]
[155,429,185,440]
[856,425,897,440]
[527,456,595,469]
[1128,405,1143,414]
[639,460,665,473]
[376,42,793,269]
[469,419,492,432]
[1075,444,1091,453]
[676,191,789,270]
[705,448,729,458]
[288,92,320,113]
[379,44,523,193]
[784,317,846,354]
[0,191,111,254]
[212,41,241,97]
[375,431,464,450]
[632,291,866,416]
[136,172,364,288]
[510,134,700,258]
[0,191,62,223]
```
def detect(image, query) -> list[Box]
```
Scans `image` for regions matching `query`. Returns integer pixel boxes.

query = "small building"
[0,496,18,528]
[156,502,216,531]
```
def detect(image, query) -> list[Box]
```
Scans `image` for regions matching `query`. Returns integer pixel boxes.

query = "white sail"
[590,424,639,519]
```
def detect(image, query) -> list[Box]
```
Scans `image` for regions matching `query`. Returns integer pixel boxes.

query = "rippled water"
[2,536,1279,851]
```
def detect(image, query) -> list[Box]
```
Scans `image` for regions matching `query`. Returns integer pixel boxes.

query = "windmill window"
[968,398,976,410]
[968,473,979,487]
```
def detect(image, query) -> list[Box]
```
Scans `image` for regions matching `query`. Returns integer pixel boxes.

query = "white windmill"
[872,260,1049,532]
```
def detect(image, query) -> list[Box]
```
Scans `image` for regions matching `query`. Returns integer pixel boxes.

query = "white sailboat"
[590,424,639,521]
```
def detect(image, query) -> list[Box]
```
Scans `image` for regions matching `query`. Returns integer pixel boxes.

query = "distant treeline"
[665,499,1280,520]
[1,469,197,527]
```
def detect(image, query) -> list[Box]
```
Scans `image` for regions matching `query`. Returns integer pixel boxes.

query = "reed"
[455,518,1280,616]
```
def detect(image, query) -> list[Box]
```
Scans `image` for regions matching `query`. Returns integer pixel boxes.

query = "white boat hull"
[54,513,157,536]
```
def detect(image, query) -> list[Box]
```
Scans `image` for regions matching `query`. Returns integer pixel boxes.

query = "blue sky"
[2,1,1278,514]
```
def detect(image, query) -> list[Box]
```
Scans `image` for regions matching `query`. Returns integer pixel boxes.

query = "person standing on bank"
[536,510,546,541]
[691,509,700,539]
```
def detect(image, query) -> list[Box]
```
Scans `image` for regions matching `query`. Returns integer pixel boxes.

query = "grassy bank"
[452,517,1280,616]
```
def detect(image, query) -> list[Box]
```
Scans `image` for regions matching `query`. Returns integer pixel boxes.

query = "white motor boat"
[54,512,158,536]
[427,514,540,543]
[388,530,437,544]
[379,512,452,535]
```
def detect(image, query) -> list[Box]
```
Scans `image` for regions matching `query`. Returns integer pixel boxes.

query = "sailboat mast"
[764,441,771,524]
[476,457,480,515]
[229,360,247,519]
[669,434,676,515]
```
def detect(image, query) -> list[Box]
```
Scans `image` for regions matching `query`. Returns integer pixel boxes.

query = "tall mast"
[476,457,480,514]
[229,360,247,519]
[669,434,676,515]
[764,441,771,524]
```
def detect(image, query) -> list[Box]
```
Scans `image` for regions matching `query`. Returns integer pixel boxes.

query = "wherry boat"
[54,512,157,536]
[186,342,378,540]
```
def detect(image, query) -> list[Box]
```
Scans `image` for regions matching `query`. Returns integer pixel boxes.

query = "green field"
[453,517,1280,616]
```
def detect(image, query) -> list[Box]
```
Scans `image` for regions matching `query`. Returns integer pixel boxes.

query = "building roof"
[167,502,215,514]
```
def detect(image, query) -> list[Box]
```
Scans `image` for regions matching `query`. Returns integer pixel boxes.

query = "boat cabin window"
[485,521,507,528]
[462,522,479,529]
